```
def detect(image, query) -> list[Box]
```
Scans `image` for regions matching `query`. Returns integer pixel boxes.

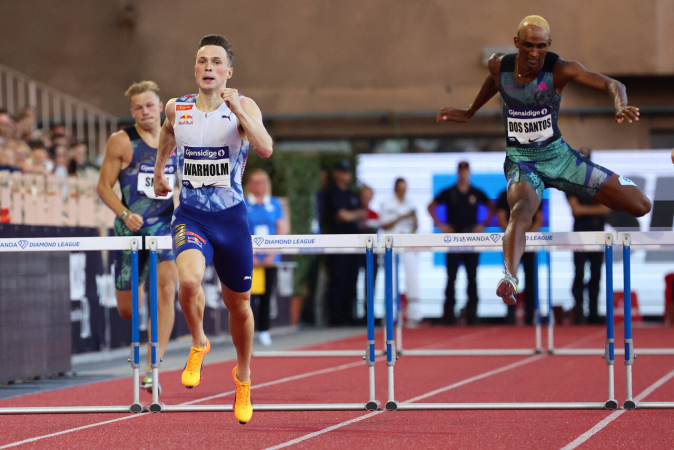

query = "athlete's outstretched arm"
[555,60,639,124]
[221,89,273,158]
[154,99,177,198]
[437,53,503,123]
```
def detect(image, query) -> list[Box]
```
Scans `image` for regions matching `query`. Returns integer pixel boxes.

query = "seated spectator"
[15,107,36,142]
[0,110,16,143]
[52,145,69,179]
[13,142,31,172]
[0,145,20,172]
[29,144,52,174]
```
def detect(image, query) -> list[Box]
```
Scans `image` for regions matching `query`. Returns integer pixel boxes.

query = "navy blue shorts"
[171,202,253,293]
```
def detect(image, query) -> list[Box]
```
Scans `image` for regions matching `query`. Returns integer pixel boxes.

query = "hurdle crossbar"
[381,232,618,410]
[618,232,674,410]
[0,236,144,415]
[146,234,381,413]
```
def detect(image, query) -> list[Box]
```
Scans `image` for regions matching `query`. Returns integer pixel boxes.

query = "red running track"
[2,324,674,449]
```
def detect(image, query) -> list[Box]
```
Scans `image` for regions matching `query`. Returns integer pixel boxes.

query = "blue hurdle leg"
[149,238,161,412]
[129,238,142,413]
[365,237,379,411]
[395,253,402,352]
[622,234,635,410]
[547,250,554,353]
[534,252,542,353]
[603,233,618,410]
[384,237,398,411]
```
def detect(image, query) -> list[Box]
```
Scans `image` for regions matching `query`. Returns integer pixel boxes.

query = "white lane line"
[261,332,612,450]
[560,367,674,450]
[0,359,368,449]
[0,416,139,449]
[263,355,545,450]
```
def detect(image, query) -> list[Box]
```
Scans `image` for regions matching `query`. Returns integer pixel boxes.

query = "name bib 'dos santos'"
[506,107,553,145]
[137,164,176,200]
[182,146,230,189]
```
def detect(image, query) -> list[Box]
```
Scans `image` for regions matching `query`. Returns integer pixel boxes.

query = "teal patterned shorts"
[504,138,613,202]
[113,218,175,291]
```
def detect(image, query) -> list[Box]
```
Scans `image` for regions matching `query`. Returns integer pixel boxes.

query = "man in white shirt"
[380,178,421,327]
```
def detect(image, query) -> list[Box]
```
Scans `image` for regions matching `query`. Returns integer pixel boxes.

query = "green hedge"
[244,151,357,296]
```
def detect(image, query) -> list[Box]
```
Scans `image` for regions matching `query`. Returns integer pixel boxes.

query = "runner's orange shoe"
[232,366,253,424]
[181,339,210,388]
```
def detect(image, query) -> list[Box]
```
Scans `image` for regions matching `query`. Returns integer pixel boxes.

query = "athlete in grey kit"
[437,15,652,305]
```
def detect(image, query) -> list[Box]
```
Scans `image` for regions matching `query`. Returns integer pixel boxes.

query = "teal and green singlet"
[498,52,613,201]
[114,126,177,291]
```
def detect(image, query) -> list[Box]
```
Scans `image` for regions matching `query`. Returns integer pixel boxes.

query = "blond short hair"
[124,81,160,103]
[518,15,550,38]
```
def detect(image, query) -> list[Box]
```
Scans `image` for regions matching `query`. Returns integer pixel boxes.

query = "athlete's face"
[130,91,163,131]
[514,25,551,72]
[195,46,233,93]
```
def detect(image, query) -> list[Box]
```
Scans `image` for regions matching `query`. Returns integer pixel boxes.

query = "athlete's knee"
[117,303,133,320]
[226,297,253,321]
[178,273,202,297]
[510,201,535,226]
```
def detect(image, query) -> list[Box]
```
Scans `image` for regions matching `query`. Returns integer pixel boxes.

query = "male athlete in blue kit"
[153,34,273,424]
[438,15,652,306]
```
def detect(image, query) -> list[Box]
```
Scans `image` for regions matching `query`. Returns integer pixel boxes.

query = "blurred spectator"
[427,161,494,325]
[567,147,609,325]
[29,143,52,174]
[496,188,542,325]
[52,145,69,179]
[0,109,15,142]
[50,124,69,148]
[13,141,31,172]
[358,185,379,234]
[380,178,421,327]
[357,184,380,314]
[0,144,20,172]
[324,159,367,326]
[245,169,289,346]
[15,107,36,141]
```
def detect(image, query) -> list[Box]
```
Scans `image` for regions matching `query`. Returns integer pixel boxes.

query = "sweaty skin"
[437,23,651,288]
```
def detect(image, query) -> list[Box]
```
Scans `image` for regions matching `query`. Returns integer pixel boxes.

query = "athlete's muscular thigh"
[176,249,206,294]
[593,174,651,218]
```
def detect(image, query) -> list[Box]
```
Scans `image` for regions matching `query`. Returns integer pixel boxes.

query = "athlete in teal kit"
[98,81,179,394]
[437,15,652,305]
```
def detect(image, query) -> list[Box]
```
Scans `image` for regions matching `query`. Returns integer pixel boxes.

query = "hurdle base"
[398,349,538,357]
[149,402,163,413]
[605,399,619,410]
[130,403,143,413]
[0,405,139,415]
[160,403,369,412]
[385,400,399,411]
[365,400,381,411]
[622,400,636,410]
[395,402,609,410]
[633,402,674,409]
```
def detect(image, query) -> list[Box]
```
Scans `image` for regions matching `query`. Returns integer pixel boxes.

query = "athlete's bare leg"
[176,250,208,348]
[222,284,254,383]
[115,286,145,322]
[503,181,540,281]
[592,173,651,217]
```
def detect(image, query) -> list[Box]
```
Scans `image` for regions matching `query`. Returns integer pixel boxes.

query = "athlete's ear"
[227,67,233,80]
[514,35,519,48]
[159,101,164,112]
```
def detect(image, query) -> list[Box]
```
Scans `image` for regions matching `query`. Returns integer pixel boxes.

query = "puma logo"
[244,276,252,280]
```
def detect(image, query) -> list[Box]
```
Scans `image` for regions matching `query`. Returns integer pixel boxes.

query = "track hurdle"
[382,232,618,410]
[618,231,674,410]
[0,236,144,414]
[146,234,381,412]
